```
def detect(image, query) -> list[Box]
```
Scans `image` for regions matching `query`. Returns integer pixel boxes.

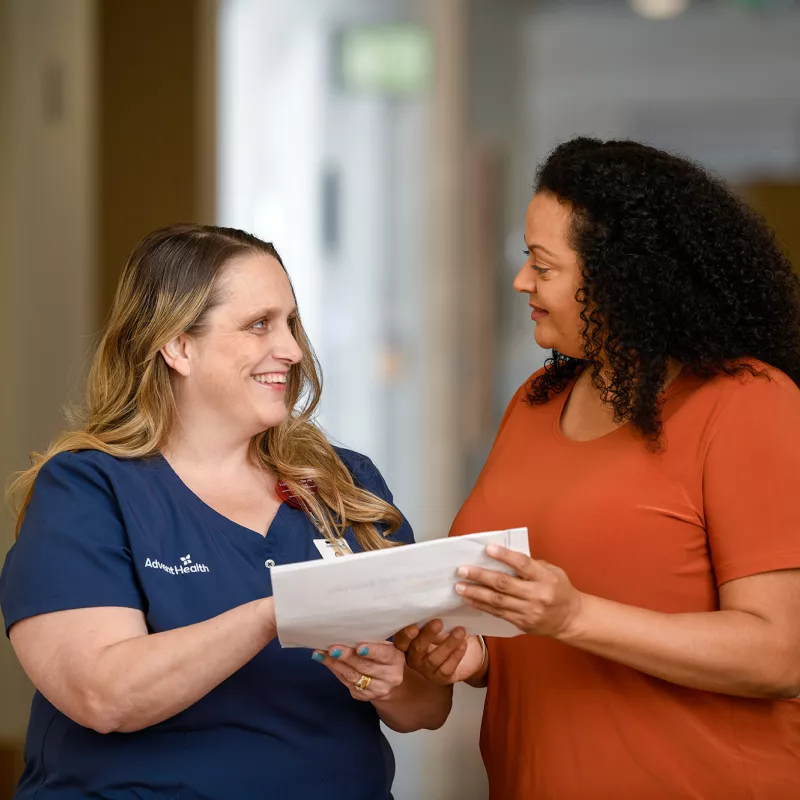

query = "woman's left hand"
[455,544,583,639]
[312,641,405,701]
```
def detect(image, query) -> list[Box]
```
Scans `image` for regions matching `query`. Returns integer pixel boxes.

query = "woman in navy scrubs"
[0,224,451,799]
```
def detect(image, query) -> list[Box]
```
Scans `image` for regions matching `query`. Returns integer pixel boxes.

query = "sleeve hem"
[715,552,800,587]
[4,596,145,636]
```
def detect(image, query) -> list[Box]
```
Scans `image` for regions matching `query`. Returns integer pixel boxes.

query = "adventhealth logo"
[145,553,211,575]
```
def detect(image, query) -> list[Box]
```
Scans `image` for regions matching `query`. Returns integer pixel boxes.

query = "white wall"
[520,7,800,183]
[493,4,800,402]
[0,0,96,739]
[218,3,490,798]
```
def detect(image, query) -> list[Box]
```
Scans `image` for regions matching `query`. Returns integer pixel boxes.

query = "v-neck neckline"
[154,453,293,541]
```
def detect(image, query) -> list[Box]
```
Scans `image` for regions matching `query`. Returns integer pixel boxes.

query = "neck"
[578,358,683,398]
[163,415,256,476]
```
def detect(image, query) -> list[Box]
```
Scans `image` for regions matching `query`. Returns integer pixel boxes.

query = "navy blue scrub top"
[0,447,414,800]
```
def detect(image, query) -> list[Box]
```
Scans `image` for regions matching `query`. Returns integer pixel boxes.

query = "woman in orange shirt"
[397,138,800,799]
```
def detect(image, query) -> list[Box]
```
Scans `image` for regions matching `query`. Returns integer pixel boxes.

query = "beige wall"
[0,0,97,748]
[0,0,23,765]
[0,0,214,784]
[0,5,24,788]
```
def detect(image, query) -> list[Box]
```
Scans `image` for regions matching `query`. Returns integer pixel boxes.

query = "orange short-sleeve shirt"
[450,362,800,799]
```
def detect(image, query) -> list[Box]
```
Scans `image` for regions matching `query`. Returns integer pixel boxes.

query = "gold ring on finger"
[353,674,372,691]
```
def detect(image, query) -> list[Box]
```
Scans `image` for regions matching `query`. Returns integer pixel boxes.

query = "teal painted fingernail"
[330,648,342,659]
[357,646,369,657]
[311,652,325,663]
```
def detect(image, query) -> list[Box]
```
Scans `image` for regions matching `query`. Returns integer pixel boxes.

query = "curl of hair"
[8,224,400,549]
[527,137,800,444]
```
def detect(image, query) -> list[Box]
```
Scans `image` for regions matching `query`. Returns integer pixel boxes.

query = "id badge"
[313,538,354,560]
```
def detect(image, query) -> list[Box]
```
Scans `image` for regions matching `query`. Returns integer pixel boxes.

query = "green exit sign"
[338,24,432,95]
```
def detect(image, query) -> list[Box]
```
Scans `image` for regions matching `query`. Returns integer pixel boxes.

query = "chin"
[254,417,287,435]
[258,408,290,432]
[533,327,556,351]
[534,327,583,359]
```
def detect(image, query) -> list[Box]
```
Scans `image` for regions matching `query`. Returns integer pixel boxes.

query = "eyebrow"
[523,238,560,261]
[246,305,298,320]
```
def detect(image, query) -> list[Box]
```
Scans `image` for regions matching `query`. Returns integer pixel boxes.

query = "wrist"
[554,591,592,644]
[372,684,402,704]
[257,597,278,645]
[464,635,489,687]
[370,674,410,706]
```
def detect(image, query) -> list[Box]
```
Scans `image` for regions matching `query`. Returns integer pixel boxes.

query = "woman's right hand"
[393,620,486,686]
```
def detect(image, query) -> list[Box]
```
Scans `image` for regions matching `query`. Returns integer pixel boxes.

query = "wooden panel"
[97,0,215,317]
[739,182,800,274]
[463,144,504,484]
[0,740,24,800]
[422,0,468,536]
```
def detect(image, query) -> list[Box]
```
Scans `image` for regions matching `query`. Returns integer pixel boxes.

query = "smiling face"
[165,252,303,441]
[513,191,586,359]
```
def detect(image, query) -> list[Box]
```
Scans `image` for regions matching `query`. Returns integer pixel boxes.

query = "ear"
[160,334,192,378]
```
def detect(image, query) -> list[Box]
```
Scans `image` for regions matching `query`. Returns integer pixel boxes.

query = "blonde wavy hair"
[8,224,401,549]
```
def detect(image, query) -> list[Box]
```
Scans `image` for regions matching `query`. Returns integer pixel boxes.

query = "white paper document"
[271,527,529,649]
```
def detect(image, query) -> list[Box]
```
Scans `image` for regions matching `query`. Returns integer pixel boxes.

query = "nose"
[275,322,303,365]
[513,262,536,295]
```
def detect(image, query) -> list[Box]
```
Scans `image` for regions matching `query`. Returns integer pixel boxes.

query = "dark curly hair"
[528,136,800,443]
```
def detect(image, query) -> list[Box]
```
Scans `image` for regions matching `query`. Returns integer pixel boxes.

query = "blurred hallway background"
[1,0,799,797]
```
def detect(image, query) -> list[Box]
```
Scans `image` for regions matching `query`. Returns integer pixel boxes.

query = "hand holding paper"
[271,528,529,650]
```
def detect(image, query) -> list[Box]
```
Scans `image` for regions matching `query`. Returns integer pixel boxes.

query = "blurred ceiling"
[533,0,800,15]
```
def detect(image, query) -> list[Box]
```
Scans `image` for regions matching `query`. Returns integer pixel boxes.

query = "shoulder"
[333,447,385,491]
[332,447,412,544]
[38,448,151,484]
[504,368,549,410]
[671,360,800,451]
[332,445,398,504]
[527,366,548,383]
[519,364,580,405]
[33,450,161,507]
[519,368,549,399]
[18,452,135,547]
[37,449,117,488]
[724,359,797,394]
[495,368,551,433]
[695,360,799,417]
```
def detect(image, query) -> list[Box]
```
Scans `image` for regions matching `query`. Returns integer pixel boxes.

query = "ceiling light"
[629,0,690,19]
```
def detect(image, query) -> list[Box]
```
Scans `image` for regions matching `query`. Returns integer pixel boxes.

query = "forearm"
[372,667,453,733]
[91,598,276,732]
[561,593,799,698]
